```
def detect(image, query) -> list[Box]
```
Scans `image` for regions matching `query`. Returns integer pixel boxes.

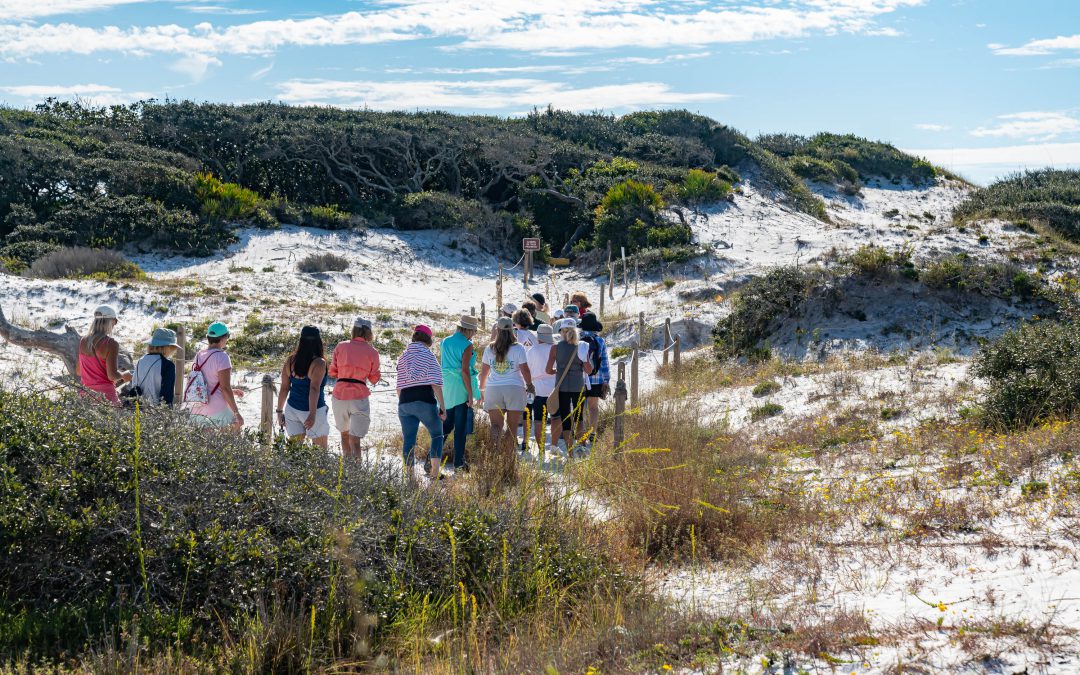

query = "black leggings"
[552,390,584,425]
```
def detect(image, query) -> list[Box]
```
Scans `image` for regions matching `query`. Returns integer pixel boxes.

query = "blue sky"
[1,0,1078,184]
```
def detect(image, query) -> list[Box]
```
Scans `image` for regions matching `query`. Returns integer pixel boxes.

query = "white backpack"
[184,350,221,405]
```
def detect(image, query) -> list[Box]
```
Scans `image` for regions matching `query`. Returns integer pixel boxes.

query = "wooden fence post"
[614,362,627,452]
[470,306,475,322]
[174,324,186,402]
[630,348,639,409]
[674,334,682,372]
[598,281,605,319]
[260,374,274,446]
[638,312,646,350]
[563,292,569,307]
[480,302,486,329]
[496,264,504,312]
[663,318,672,366]
[608,264,614,300]
[634,259,640,295]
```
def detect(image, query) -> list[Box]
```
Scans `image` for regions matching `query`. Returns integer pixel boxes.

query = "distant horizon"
[2,1,1079,186]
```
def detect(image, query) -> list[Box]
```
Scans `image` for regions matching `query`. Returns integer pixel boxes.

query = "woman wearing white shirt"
[480,317,536,452]
[512,308,536,348]
[525,324,557,456]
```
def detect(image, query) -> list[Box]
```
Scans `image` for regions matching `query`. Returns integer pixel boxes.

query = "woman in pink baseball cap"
[395,325,446,482]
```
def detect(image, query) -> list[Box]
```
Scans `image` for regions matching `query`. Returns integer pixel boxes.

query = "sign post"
[522,237,540,287]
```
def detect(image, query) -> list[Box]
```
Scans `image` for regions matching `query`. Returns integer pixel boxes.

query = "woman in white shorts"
[479,317,535,451]
[275,326,330,448]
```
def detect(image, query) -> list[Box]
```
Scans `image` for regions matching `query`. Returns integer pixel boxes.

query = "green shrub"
[751,380,781,397]
[974,320,1080,427]
[712,266,819,358]
[297,252,350,274]
[954,170,1080,241]
[193,171,263,224]
[787,155,860,187]
[29,246,144,280]
[676,168,732,206]
[920,254,1034,298]
[303,204,354,230]
[0,389,613,665]
[594,180,689,253]
[750,402,784,421]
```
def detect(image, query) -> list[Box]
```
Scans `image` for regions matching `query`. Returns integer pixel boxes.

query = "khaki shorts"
[483,384,527,412]
[332,397,371,438]
[191,409,235,428]
[283,404,331,439]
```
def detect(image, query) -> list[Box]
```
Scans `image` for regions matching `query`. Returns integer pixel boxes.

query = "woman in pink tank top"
[76,305,131,405]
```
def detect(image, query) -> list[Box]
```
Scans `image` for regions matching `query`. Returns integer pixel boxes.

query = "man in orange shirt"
[330,317,382,459]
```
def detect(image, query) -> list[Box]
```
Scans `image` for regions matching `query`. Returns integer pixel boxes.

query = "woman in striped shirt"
[396,325,447,481]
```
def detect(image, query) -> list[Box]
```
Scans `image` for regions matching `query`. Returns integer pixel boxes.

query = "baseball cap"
[353,317,372,329]
[207,322,230,338]
[414,324,433,337]
[94,305,118,320]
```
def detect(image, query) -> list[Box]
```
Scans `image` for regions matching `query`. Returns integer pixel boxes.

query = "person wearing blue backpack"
[577,312,610,451]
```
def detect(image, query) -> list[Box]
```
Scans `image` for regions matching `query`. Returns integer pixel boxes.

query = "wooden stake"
[260,374,274,447]
[630,348,639,409]
[496,263,504,311]
[174,324,186,402]
[621,246,629,292]
[608,263,614,300]
[614,361,627,452]
[674,334,682,372]
[598,281,605,319]
[635,259,640,295]
[663,318,672,366]
[480,302,486,329]
[638,311,646,350]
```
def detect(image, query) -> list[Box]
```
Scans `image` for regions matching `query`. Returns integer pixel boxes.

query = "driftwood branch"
[525,188,587,208]
[0,305,81,376]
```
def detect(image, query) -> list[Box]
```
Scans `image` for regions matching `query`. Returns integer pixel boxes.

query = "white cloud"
[905,142,1080,185]
[0,0,147,21]
[0,0,927,58]
[169,53,222,83]
[0,82,153,105]
[970,112,1080,142]
[177,5,266,16]
[610,51,712,65]
[915,123,949,131]
[275,78,728,112]
[990,34,1080,57]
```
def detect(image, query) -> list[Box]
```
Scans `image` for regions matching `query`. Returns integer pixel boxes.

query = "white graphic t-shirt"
[482,344,528,387]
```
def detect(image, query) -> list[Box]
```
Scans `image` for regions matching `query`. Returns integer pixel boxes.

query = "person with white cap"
[440,315,480,472]
[479,317,535,452]
[545,317,593,457]
[525,324,557,457]
[76,304,131,405]
[130,327,179,406]
[490,302,519,341]
[329,317,381,459]
[189,322,244,429]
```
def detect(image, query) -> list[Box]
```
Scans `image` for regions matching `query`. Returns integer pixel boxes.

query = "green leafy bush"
[29,246,144,280]
[594,180,689,253]
[953,170,1080,241]
[920,254,1034,298]
[750,402,784,421]
[0,389,613,665]
[974,320,1080,427]
[302,204,354,229]
[759,132,938,184]
[845,244,915,279]
[193,171,263,224]
[752,380,781,397]
[712,266,820,359]
[676,168,732,206]
[787,154,860,187]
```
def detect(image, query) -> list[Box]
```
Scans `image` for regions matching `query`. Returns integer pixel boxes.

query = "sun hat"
[578,313,603,333]
[531,292,546,307]
[207,322,230,338]
[146,327,179,347]
[414,324,433,337]
[496,317,513,330]
[353,317,372,329]
[300,325,321,340]
[94,305,118,320]
[554,318,578,332]
[457,315,480,331]
[500,303,518,316]
[536,324,555,344]
[553,308,565,319]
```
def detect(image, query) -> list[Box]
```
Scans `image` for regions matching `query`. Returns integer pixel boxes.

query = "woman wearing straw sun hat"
[76,304,131,405]
[440,314,480,472]
[130,327,179,406]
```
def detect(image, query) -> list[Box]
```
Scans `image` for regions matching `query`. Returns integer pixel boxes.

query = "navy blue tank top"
[287,366,327,411]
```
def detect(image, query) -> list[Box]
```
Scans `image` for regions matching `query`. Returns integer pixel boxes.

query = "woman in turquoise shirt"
[440,315,481,471]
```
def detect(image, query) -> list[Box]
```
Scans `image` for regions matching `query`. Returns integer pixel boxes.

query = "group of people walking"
[75,289,611,481]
